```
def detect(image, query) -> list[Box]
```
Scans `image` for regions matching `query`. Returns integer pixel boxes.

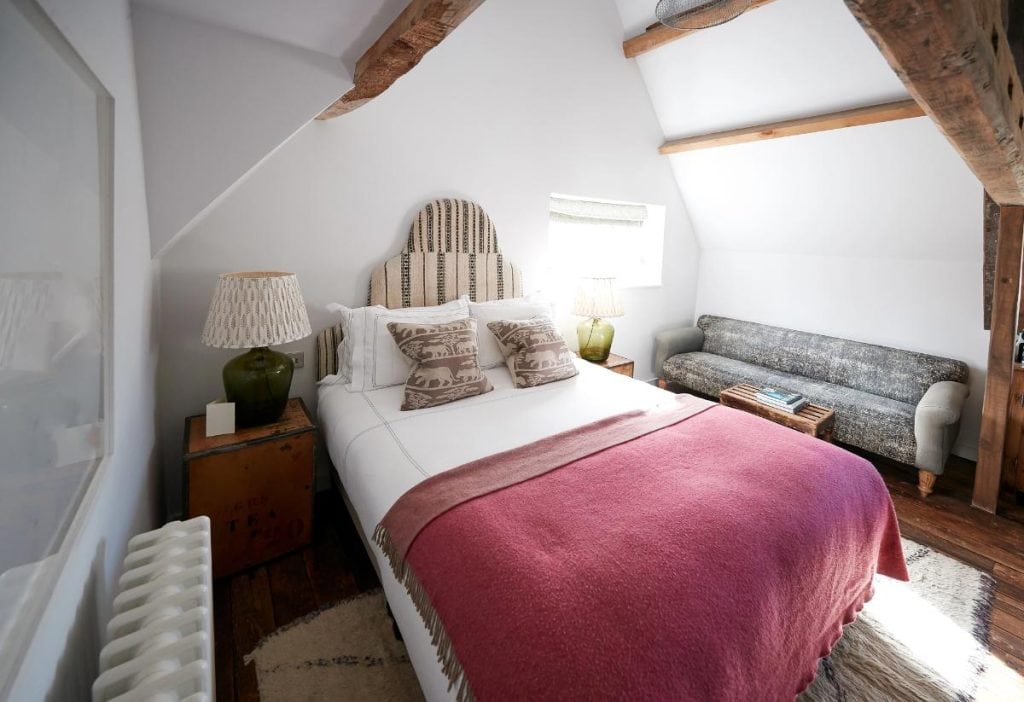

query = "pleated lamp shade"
[573,277,624,319]
[202,272,312,349]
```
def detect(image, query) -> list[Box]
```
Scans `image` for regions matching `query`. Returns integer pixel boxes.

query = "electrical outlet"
[286,352,304,369]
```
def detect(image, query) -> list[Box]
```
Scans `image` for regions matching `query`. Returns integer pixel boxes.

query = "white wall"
[7,0,160,698]
[156,0,701,516]
[131,3,352,255]
[616,0,986,458]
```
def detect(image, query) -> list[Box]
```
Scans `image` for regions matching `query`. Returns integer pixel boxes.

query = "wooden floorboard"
[227,567,276,702]
[266,551,318,628]
[995,589,1024,620]
[212,579,235,702]
[303,537,360,607]
[215,459,1024,701]
[997,562,1024,601]
[992,627,1024,662]
[994,607,1024,640]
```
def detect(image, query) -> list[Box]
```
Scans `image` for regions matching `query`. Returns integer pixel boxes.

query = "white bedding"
[317,360,676,700]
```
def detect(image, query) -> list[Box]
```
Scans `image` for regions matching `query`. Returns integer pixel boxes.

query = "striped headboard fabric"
[407,199,498,254]
[316,322,344,382]
[368,199,523,308]
[317,199,524,381]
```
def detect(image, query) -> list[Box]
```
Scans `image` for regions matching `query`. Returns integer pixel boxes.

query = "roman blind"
[548,196,648,228]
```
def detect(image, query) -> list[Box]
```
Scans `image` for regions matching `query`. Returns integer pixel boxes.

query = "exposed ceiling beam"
[318,0,485,120]
[659,99,924,155]
[843,0,1024,206]
[983,2,1024,331]
[623,0,779,59]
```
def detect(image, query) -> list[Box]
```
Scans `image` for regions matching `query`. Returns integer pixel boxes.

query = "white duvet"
[317,360,676,700]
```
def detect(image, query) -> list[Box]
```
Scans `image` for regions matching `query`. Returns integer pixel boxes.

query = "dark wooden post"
[984,193,1000,330]
[975,206,1024,512]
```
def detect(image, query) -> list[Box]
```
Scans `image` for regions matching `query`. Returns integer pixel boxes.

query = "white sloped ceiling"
[615,0,908,137]
[131,0,411,256]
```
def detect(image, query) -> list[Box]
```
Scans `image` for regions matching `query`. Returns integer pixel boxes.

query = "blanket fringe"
[374,523,476,702]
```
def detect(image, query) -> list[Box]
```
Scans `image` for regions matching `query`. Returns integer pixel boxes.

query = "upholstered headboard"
[316,199,524,380]
[368,199,522,308]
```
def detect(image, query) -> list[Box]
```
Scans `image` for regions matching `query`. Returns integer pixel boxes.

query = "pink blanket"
[376,398,907,701]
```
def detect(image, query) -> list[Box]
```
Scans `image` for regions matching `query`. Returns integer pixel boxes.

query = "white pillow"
[347,297,470,391]
[322,302,368,385]
[470,297,555,369]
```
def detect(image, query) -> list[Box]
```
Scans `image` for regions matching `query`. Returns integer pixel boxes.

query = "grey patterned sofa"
[654,315,970,497]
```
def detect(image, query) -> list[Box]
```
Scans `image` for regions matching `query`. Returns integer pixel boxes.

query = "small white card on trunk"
[205,400,235,437]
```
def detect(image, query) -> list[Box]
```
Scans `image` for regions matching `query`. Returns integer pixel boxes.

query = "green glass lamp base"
[577,318,615,362]
[223,347,294,427]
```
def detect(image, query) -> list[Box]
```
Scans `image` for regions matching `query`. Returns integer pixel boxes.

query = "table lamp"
[573,277,624,362]
[202,272,311,427]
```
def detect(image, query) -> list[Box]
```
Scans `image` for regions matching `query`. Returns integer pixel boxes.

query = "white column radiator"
[92,516,214,702]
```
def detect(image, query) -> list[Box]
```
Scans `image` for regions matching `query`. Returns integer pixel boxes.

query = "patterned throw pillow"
[387,318,493,410]
[469,297,554,369]
[485,317,578,388]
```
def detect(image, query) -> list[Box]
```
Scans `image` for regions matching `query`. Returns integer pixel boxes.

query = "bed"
[316,199,907,701]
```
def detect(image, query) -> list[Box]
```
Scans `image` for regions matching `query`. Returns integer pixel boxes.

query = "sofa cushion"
[697,315,968,405]
[663,352,917,464]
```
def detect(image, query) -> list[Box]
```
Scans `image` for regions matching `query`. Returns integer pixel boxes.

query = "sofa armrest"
[653,326,704,378]
[914,381,970,474]
[916,381,969,427]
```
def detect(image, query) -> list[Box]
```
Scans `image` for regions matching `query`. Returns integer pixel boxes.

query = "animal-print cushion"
[485,317,578,388]
[387,318,493,410]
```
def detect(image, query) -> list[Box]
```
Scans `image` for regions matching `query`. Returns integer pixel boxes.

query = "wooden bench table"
[719,383,835,442]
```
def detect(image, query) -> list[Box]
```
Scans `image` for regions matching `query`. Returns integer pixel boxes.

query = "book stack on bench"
[755,387,808,414]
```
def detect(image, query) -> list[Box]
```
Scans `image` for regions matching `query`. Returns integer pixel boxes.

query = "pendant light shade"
[655,0,753,30]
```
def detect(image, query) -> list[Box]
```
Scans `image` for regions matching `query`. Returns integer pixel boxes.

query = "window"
[0,0,113,688]
[547,194,666,289]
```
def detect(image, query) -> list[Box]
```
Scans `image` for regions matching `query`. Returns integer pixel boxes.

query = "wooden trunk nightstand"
[183,398,316,578]
[580,352,635,378]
